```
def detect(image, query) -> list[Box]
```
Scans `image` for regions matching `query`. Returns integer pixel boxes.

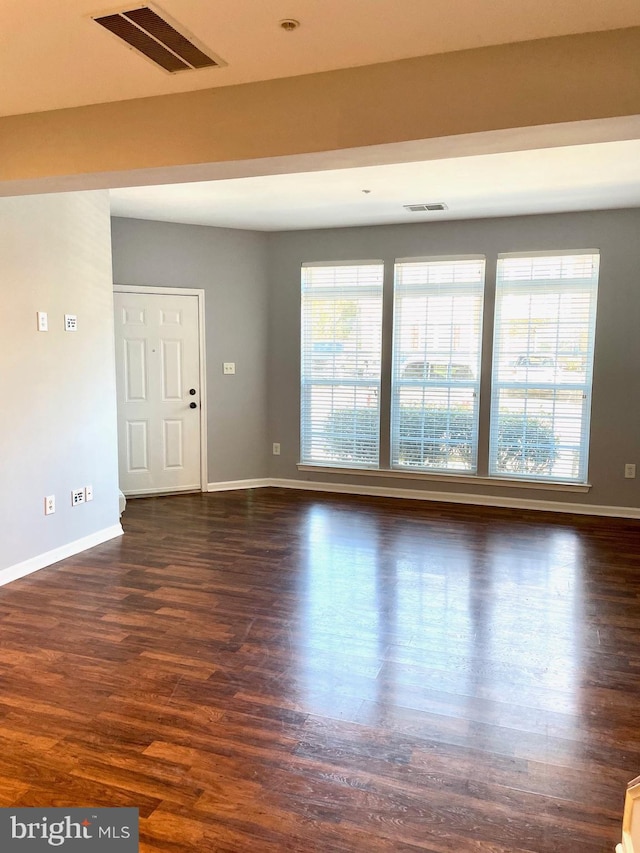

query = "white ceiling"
[3,0,640,117]
[109,140,640,231]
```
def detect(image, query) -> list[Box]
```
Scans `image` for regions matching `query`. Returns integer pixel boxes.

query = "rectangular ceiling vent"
[404,202,449,212]
[93,5,224,73]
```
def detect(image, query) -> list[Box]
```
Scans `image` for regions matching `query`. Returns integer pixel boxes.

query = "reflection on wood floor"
[1,487,639,851]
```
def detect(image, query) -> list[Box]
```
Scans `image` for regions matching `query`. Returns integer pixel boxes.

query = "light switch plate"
[223,362,236,375]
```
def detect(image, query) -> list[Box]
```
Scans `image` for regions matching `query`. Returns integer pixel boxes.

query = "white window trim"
[298,250,599,489]
[488,250,599,485]
[391,255,485,474]
[297,464,591,493]
[300,261,384,467]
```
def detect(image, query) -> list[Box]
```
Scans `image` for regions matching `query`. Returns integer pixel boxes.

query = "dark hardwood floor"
[1,488,640,851]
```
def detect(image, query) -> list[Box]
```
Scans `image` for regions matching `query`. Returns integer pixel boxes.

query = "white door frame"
[114,284,208,493]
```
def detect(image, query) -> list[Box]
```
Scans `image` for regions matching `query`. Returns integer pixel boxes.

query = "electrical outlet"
[71,489,85,506]
[223,362,236,375]
[625,463,636,479]
[85,485,93,502]
[64,314,78,332]
[37,311,48,332]
[44,495,55,515]
[272,442,281,455]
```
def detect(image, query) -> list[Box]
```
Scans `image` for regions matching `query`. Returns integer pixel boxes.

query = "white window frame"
[298,249,599,491]
[488,250,599,484]
[300,261,384,469]
[390,256,486,474]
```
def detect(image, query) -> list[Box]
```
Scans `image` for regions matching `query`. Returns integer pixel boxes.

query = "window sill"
[297,464,591,493]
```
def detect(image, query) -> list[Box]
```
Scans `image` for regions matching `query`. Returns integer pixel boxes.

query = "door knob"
[189,402,197,409]
[189,388,197,395]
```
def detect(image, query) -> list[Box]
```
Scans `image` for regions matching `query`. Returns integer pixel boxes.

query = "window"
[489,252,599,482]
[391,257,485,472]
[300,262,383,467]
[300,250,600,486]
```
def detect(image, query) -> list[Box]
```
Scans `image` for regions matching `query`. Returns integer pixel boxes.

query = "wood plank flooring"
[1,488,640,851]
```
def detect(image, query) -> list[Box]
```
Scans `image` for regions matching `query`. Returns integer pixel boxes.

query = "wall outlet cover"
[37,311,48,332]
[44,495,55,515]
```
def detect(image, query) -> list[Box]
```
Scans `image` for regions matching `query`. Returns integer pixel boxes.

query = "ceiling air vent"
[404,203,448,212]
[93,5,223,73]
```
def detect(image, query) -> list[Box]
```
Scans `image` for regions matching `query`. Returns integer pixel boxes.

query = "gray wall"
[111,218,269,484]
[0,191,121,572]
[267,209,640,509]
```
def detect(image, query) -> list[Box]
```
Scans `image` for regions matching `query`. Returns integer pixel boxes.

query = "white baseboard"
[208,478,274,492]
[269,478,640,519]
[204,476,640,520]
[0,524,124,588]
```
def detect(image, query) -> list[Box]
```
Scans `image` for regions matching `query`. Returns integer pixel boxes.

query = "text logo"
[0,808,138,851]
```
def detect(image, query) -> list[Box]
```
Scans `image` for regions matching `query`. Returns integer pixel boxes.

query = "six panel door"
[114,291,202,495]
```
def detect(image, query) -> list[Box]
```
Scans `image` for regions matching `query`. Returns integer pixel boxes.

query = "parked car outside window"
[401,360,475,381]
[506,355,556,382]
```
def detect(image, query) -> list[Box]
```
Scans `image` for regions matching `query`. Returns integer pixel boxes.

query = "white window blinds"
[489,252,599,483]
[300,262,383,467]
[391,257,485,472]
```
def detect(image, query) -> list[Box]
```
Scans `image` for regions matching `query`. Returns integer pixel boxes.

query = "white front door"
[114,290,203,495]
